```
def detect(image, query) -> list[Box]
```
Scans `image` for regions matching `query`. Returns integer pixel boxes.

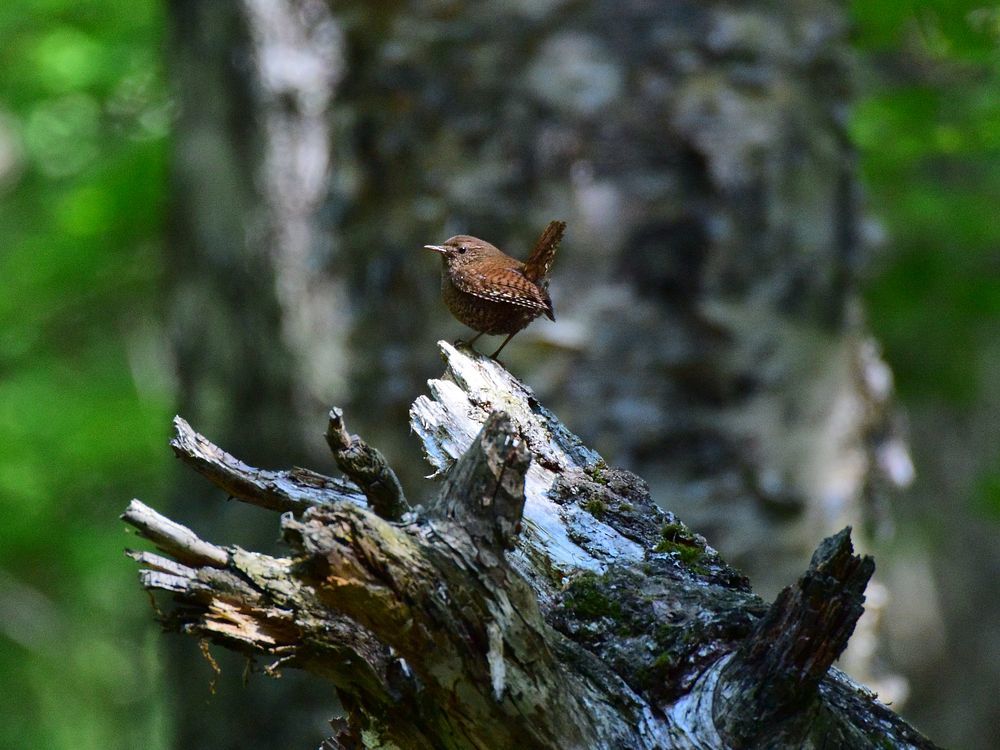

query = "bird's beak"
[423,244,448,255]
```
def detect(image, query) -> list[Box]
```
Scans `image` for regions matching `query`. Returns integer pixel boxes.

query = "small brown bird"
[425,220,565,359]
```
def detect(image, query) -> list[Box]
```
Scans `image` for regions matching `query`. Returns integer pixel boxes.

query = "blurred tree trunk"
[328,0,910,693]
[165,1,345,747]
[164,0,911,746]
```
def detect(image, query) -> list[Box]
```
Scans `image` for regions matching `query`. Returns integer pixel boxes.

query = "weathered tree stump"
[122,343,937,749]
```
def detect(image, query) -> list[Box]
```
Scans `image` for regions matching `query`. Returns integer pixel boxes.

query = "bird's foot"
[454,332,487,355]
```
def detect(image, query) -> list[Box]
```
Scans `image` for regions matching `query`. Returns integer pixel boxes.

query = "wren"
[424,220,565,359]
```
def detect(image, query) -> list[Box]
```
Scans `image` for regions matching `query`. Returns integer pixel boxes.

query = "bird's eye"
[458,246,467,254]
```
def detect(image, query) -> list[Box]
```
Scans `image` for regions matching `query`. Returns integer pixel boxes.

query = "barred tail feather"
[523,220,565,283]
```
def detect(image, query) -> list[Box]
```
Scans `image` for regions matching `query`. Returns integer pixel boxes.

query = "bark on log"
[124,343,937,749]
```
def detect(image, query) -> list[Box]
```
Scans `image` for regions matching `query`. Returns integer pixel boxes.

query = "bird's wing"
[451,264,552,316]
[522,220,565,283]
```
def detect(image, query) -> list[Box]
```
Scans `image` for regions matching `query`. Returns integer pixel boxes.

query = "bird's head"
[423,235,500,269]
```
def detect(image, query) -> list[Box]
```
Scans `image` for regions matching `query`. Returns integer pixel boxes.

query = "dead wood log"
[123,342,939,749]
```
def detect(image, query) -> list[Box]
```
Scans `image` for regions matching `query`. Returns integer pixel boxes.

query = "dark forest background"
[0,1,998,749]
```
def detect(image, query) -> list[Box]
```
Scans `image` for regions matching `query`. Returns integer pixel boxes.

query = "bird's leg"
[489,332,517,360]
[454,331,485,350]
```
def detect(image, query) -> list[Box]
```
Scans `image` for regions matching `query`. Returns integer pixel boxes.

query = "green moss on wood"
[562,572,622,620]
[653,522,708,568]
[584,459,610,485]
[582,497,607,519]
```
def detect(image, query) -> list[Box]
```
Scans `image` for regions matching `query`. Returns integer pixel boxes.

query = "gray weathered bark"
[124,344,936,749]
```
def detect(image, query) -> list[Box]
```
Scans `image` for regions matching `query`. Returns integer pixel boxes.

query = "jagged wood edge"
[169,415,367,513]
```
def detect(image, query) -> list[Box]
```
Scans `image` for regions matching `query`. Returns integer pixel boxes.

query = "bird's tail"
[523,220,566,283]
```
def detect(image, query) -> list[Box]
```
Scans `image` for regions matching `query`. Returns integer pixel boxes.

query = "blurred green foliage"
[852,1,1000,405]
[0,2,170,748]
[851,2,1000,520]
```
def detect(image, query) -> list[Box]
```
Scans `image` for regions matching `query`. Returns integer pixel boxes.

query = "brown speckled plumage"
[425,221,565,358]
